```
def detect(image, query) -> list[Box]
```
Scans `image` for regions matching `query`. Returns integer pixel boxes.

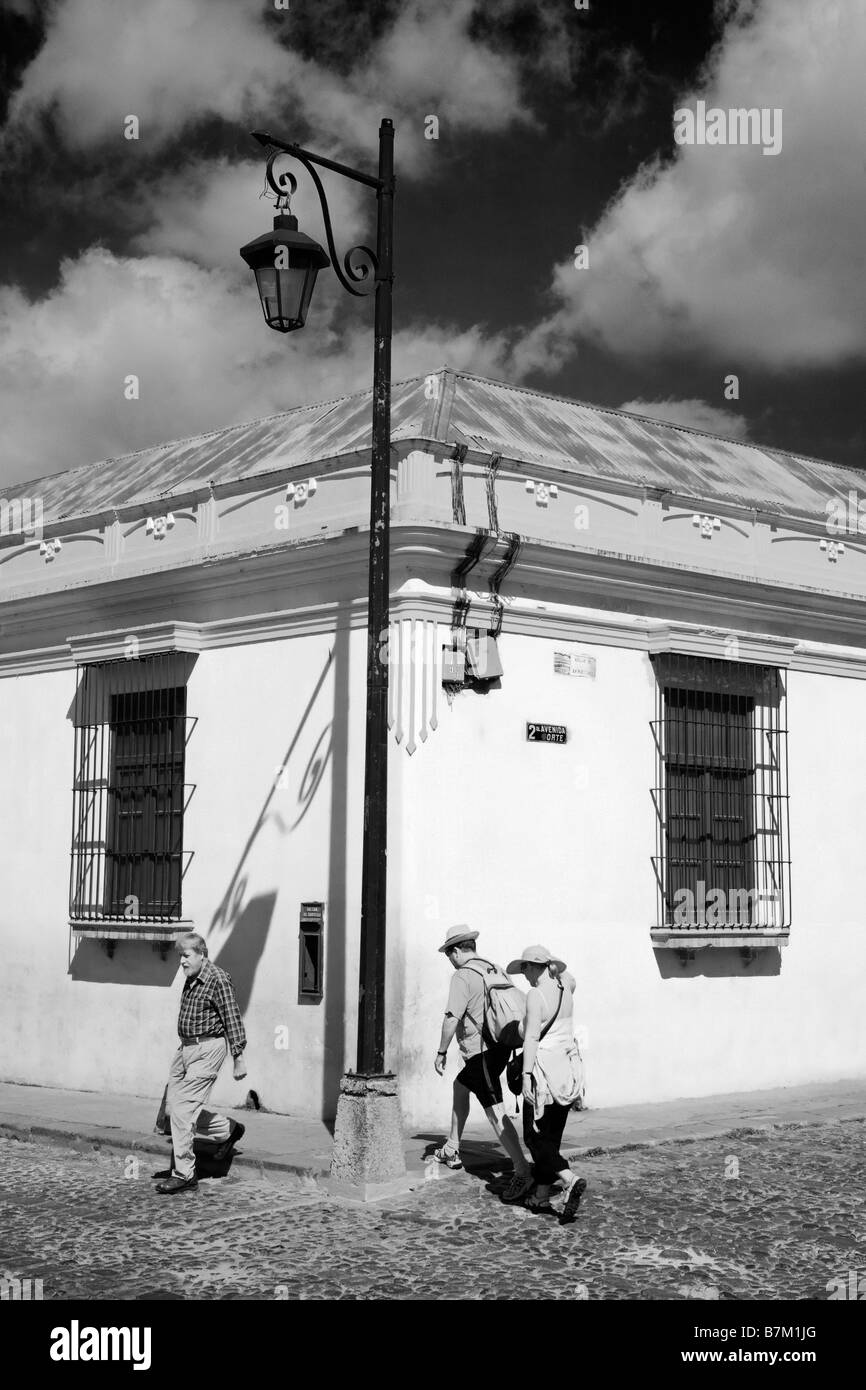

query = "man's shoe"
[151,1168,173,1179]
[501,1171,533,1204]
[560,1176,587,1223]
[430,1144,463,1170]
[212,1121,245,1163]
[154,1175,198,1195]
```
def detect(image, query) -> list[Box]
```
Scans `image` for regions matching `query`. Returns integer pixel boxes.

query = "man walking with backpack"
[432,926,533,1202]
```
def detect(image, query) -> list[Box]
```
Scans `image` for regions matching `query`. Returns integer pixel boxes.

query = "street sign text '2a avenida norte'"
[526,722,567,744]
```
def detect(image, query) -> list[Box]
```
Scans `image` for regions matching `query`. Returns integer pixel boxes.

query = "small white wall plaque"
[554,651,596,678]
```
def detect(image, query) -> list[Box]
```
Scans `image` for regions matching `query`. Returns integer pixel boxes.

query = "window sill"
[650,928,789,949]
[70,920,193,942]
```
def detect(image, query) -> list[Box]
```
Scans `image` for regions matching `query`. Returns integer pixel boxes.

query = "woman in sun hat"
[506,945,587,1221]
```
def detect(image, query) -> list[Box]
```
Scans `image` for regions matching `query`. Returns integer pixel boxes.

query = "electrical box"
[298,902,324,1003]
[442,647,466,683]
[466,634,503,680]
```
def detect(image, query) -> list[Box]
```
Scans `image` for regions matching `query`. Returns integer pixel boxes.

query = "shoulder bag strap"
[538,980,564,1042]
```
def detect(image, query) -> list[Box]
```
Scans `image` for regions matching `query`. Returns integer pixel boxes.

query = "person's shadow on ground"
[418,1134,514,1197]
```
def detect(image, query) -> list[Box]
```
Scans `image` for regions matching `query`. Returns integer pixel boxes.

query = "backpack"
[461,957,526,1049]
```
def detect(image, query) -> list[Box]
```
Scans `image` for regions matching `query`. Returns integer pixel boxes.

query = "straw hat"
[506,944,567,975]
[437,925,480,953]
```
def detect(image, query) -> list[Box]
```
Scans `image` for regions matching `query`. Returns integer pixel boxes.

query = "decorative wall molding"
[68,621,203,665]
[645,622,799,666]
[286,478,317,505]
[387,617,440,755]
[0,644,74,676]
[819,538,845,562]
[692,513,721,539]
[5,441,866,626]
[525,479,559,506]
[145,513,175,540]
[0,580,861,682]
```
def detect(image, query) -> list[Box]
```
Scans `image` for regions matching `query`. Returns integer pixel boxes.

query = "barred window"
[70,654,195,923]
[651,654,790,931]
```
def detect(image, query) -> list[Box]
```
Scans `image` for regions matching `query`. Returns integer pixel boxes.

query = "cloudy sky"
[1,0,864,488]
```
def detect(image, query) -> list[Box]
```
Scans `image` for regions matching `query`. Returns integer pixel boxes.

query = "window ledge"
[70,920,193,942]
[651,928,789,949]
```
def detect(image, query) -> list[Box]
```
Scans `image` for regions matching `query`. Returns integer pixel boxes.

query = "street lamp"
[240,208,331,332]
[242,120,404,1191]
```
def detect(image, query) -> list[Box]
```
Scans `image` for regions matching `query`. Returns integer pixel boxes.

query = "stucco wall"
[393,632,866,1130]
[0,627,389,1121]
[2,622,864,1134]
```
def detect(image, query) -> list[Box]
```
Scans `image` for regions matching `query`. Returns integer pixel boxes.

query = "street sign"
[526,722,567,743]
[554,650,596,678]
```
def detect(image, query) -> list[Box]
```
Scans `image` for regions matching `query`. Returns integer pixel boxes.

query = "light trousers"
[166,1039,231,1179]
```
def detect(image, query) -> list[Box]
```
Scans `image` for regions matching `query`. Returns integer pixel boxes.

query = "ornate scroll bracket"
[39,538,62,562]
[263,149,378,298]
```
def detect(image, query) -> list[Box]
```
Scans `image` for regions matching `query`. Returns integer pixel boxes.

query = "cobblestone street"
[2,1120,865,1301]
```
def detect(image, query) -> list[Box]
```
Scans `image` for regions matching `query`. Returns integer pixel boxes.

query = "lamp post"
[241,120,405,1190]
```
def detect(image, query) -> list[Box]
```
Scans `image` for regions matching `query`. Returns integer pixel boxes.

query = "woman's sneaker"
[560,1176,587,1223]
[431,1144,462,1170]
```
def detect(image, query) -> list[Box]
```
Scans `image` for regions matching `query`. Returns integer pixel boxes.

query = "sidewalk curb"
[3,1109,864,1186]
[0,1119,328,1186]
[562,1111,866,1160]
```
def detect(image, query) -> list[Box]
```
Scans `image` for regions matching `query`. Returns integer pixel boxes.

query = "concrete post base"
[328,1072,408,1199]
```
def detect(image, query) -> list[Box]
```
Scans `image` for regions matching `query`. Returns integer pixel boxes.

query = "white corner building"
[0,368,863,1129]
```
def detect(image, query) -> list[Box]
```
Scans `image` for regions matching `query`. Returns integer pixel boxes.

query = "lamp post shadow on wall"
[241,119,407,1196]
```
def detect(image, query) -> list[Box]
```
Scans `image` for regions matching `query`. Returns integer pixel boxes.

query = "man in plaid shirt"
[155,933,248,1195]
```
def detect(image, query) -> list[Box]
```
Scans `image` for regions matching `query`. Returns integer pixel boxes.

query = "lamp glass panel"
[252,253,323,331]
[296,268,321,326]
[275,265,310,327]
[255,267,279,324]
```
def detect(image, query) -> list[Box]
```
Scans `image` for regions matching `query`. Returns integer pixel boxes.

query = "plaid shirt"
[177,958,246,1058]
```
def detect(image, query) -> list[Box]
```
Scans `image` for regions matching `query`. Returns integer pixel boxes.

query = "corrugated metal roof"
[443,375,862,523]
[7,368,861,527]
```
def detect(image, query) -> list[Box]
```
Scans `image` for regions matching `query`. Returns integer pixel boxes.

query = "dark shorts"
[456,1047,510,1108]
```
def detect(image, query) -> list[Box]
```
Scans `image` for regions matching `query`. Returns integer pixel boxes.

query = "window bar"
[71,666,86,919]
[80,666,92,920]
[93,668,105,921]
[68,670,81,919]
[90,666,104,922]
[110,660,120,920]
[154,666,161,920]
[176,690,186,921]
[147,659,154,920]
[148,661,156,920]
[160,671,168,921]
